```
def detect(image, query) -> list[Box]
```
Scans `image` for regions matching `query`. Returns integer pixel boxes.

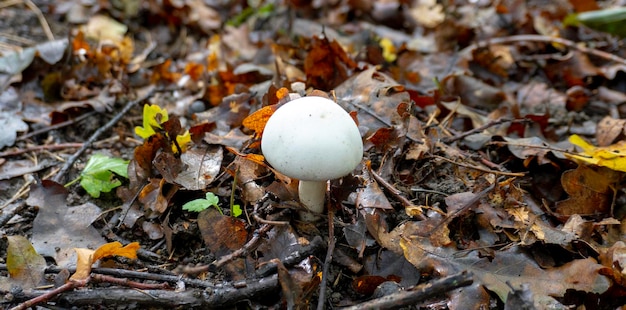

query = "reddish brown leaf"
[304,36,357,90]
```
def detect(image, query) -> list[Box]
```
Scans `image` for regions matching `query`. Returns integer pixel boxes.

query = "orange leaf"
[72,31,91,54]
[185,62,205,81]
[276,87,290,101]
[242,104,278,137]
[93,241,140,261]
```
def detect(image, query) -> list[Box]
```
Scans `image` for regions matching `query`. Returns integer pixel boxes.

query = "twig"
[367,163,427,220]
[7,275,279,308]
[23,0,54,41]
[10,278,89,310]
[432,155,526,177]
[52,86,155,183]
[17,111,97,141]
[211,223,273,269]
[0,201,26,228]
[340,271,473,310]
[317,238,335,308]
[441,118,527,144]
[90,273,170,290]
[0,143,83,158]
[255,235,324,277]
[460,34,626,66]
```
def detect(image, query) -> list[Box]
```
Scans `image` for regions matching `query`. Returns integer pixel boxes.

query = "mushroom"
[261,96,363,220]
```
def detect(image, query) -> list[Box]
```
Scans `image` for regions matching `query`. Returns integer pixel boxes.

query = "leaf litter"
[2,0,626,309]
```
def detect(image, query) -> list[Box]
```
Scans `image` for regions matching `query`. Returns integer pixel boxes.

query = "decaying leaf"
[398,221,610,305]
[198,208,249,279]
[27,180,106,268]
[6,235,46,288]
[172,146,223,190]
[555,165,613,217]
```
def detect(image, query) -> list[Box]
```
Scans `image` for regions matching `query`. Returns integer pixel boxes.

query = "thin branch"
[17,111,97,141]
[341,271,473,310]
[23,0,54,41]
[433,155,526,177]
[460,34,626,66]
[316,209,336,310]
[0,143,83,158]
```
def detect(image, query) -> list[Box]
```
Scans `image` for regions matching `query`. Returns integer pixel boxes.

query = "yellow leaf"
[567,134,626,172]
[380,38,397,63]
[70,248,95,281]
[174,130,191,153]
[135,104,169,139]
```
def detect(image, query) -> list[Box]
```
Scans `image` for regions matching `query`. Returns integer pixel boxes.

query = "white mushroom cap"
[261,96,363,181]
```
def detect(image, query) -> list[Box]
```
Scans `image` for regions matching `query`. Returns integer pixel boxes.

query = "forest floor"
[2,0,626,309]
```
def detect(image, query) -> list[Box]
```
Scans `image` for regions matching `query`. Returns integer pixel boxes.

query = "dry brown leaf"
[555,165,612,217]
[596,116,626,146]
[70,248,95,281]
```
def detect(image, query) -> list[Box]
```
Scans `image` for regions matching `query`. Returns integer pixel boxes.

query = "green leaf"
[79,154,129,198]
[564,8,626,38]
[204,192,219,207]
[182,192,222,213]
[231,204,243,217]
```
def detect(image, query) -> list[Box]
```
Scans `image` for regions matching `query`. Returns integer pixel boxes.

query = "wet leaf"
[93,241,140,261]
[304,36,357,90]
[70,248,94,281]
[198,208,249,279]
[399,221,610,305]
[27,180,105,268]
[6,235,46,288]
[242,104,278,137]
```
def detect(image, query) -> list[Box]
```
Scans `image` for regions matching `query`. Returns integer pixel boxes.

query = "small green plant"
[182,192,223,214]
[66,153,129,198]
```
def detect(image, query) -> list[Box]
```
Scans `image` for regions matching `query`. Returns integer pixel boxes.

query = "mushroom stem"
[298,180,328,216]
